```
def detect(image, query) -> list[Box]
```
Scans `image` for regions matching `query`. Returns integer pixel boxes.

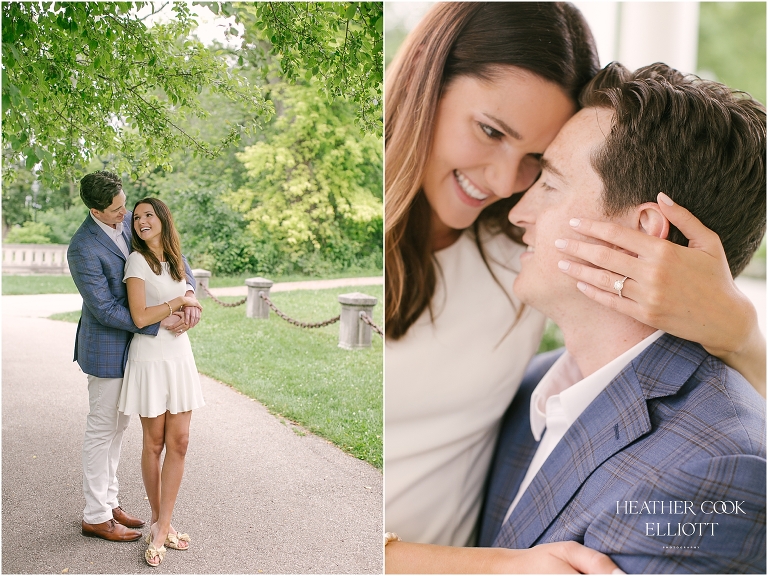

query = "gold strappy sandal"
[144,543,166,567]
[165,531,190,550]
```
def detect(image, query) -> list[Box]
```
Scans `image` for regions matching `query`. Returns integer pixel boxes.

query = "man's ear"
[636,202,670,239]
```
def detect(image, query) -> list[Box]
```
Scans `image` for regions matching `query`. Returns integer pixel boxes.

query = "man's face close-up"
[92,190,128,227]
[509,107,625,319]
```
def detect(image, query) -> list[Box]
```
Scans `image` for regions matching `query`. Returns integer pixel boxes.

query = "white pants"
[82,375,131,524]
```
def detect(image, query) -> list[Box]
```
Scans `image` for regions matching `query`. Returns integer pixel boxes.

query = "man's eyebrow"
[539,157,565,180]
[482,113,522,140]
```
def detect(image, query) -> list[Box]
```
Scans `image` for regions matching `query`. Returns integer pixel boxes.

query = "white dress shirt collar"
[90,210,124,238]
[90,211,129,259]
[529,329,665,441]
[503,329,665,524]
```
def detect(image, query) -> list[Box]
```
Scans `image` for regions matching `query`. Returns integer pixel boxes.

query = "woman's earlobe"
[637,202,670,239]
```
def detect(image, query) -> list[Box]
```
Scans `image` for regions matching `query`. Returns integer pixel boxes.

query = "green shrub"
[4,221,54,244]
[228,83,383,276]
[36,206,88,244]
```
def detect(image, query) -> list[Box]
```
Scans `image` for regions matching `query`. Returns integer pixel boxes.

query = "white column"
[575,2,700,73]
[574,2,621,66]
[617,2,700,73]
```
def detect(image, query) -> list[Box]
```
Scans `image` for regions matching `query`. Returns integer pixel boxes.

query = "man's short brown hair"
[80,170,123,212]
[580,62,766,277]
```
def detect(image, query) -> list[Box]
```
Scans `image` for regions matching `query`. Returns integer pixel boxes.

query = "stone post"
[338,292,378,350]
[246,277,274,319]
[191,269,212,299]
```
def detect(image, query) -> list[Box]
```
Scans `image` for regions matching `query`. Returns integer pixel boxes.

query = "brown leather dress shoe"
[81,519,142,542]
[112,506,146,529]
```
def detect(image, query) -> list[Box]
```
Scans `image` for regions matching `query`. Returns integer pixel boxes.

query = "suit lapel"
[86,213,127,261]
[485,423,541,545]
[494,367,650,548]
[493,334,705,549]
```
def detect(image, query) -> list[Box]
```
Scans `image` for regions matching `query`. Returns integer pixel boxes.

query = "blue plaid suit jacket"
[67,212,196,378]
[478,334,766,573]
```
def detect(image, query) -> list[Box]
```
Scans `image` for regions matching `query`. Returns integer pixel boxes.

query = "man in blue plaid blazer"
[478,63,766,573]
[67,171,198,542]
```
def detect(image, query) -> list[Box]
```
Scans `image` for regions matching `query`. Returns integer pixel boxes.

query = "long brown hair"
[385,2,599,339]
[131,197,185,282]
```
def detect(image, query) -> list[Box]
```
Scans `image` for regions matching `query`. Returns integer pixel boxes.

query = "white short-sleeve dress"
[385,228,546,546]
[118,251,205,418]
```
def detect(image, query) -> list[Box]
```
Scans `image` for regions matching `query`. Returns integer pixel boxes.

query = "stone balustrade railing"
[2,244,70,275]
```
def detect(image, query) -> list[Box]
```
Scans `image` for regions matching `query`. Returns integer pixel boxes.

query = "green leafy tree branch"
[204,1,383,134]
[2,1,272,186]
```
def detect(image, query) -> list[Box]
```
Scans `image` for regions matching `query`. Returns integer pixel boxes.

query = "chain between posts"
[260,292,340,328]
[359,311,383,336]
[200,284,381,335]
[200,284,247,307]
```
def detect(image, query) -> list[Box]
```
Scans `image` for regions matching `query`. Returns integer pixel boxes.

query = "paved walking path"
[2,282,383,573]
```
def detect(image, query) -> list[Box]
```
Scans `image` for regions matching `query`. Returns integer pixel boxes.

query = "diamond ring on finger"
[613,275,629,298]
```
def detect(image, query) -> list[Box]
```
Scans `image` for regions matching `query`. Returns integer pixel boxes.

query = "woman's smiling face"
[133,203,163,244]
[421,66,575,246]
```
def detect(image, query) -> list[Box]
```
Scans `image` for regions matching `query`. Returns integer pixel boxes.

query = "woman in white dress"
[385,3,765,572]
[119,197,205,567]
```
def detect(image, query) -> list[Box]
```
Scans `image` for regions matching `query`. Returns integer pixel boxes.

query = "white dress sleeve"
[123,252,149,282]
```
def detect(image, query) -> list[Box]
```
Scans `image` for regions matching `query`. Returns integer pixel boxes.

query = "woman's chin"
[434,208,481,234]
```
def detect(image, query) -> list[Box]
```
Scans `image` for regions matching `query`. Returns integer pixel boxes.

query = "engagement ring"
[614,276,629,298]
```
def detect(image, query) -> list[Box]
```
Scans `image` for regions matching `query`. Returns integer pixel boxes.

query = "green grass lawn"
[3,268,382,294]
[2,274,78,294]
[50,285,384,468]
[208,268,382,288]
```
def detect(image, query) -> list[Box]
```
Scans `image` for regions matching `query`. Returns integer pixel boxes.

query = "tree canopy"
[2,1,383,188]
[2,1,271,185]
[216,2,383,134]
[3,1,384,278]
[227,82,382,274]
[113,69,382,276]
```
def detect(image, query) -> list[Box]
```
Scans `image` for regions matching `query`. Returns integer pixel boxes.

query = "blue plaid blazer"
[67,212,195,378]
[478,334,766,573]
